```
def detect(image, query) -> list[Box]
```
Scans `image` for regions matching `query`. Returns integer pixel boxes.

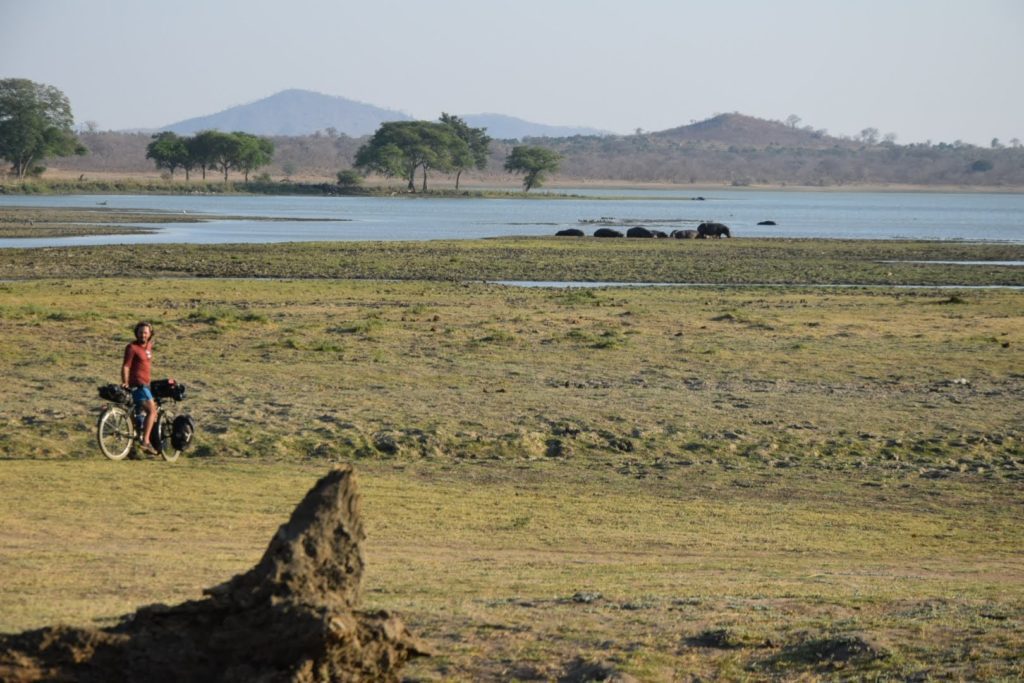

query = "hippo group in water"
[555,223,733,238]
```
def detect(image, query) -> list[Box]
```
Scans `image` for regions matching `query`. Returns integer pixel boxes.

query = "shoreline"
[3,170,1023,196]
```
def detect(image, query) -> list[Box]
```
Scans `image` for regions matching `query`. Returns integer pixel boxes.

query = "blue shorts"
[131,385,154,405]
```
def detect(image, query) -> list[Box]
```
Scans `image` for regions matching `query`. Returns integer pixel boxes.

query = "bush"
[336,169,363,187]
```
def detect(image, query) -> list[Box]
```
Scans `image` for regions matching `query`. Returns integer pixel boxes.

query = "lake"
[1,188,1023,248]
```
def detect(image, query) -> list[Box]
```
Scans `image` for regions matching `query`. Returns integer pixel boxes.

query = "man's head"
[134,321,153,343]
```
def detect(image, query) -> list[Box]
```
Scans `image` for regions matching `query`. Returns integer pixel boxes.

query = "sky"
[2,0,1022,145]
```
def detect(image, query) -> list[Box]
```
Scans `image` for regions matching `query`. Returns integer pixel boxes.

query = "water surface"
[1,189,1022,247]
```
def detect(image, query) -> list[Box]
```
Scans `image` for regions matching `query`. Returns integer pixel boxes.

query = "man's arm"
[122,345,133,387]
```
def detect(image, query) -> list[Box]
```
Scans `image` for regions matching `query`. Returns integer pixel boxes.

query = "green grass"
[1,235,1024,285]
[0,259,1021,679]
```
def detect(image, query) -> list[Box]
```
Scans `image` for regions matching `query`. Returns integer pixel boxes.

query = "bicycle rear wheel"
[157,410,181,462]
[97,406,134,461]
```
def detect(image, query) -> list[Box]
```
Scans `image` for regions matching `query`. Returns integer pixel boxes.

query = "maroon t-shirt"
[123,341,152,387]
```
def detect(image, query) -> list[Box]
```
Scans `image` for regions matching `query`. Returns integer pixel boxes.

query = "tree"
[207,131,243,182]
[504,145,561,192]
[355,121,465,192]
[234,132,274,181]
[439,113,491,190]
[146,132,190,179]
[187,131,220,180]
[858,127,880,145]
[785,114,802,128]
[0,78,86,178]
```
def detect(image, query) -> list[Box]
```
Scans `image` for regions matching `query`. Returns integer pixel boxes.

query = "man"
[122,321,159,454]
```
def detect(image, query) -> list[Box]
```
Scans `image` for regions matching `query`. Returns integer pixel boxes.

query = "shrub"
[336,169,363,187]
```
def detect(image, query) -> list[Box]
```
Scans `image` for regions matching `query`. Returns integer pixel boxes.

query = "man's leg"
[141,399,158,452]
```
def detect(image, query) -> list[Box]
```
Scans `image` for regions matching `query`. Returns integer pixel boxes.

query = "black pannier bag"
[171,414,196,451]
[98,384,130,404]
[151,378,186,401]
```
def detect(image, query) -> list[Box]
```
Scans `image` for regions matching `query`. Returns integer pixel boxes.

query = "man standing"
[122,321,158,454]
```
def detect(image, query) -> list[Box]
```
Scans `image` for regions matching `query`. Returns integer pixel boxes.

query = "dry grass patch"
[0,275,1022,679]
[1,460,1022,680]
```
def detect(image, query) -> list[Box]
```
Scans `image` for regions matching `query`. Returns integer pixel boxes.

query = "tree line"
[50,127,1024,190]
[145,130,274,182]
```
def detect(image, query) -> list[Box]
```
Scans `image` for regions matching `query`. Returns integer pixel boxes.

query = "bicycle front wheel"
[97,406,134,461]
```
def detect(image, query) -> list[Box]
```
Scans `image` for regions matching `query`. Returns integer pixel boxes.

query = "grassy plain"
[0,240,1022,680]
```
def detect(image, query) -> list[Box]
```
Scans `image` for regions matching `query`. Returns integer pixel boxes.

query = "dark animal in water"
[757,220,776,226]
[626,226,654,238]
[556,228,585,236]
[594,228,624,238]
[697,222,731,238]
[671,229,698,239]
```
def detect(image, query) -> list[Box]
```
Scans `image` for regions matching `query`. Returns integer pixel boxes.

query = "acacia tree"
[203,131,244,182]
[439,113,490,190]
[187,131,221,180]
[234,132,274,181]
[0,78,85,178]
[504,145,561,192]
[355,121,467,192]
[145,132,190,179]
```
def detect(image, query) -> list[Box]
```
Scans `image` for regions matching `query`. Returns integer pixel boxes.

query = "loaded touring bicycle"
[96,379,195,462]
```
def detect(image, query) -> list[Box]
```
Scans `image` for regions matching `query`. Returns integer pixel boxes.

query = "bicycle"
[96,379,189,462]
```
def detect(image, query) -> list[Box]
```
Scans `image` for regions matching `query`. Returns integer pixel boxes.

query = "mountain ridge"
[158,89,413,137]
[155,89,611,140]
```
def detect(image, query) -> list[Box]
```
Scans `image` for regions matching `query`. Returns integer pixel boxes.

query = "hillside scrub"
[29,114,1024,188]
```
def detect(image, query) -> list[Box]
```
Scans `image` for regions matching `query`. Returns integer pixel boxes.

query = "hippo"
[626,226,654,238]
[757,220,777,226]
[556,228,585,236]
[671,229,698,239]
[594,228,624,238]
[651,230,668,238]
[697,222,731,238]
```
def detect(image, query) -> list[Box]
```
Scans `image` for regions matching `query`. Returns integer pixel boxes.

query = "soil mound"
[0,465,427,682]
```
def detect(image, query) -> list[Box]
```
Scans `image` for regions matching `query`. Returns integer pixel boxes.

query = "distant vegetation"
[504,145,562,192]
[353,115,490,192]
[146,130,274,182]
[0,79,86,178]
[16,112,1024,189]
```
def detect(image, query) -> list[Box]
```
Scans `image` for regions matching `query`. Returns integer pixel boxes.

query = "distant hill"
[462,114,610,140]
[158,89,413,137]
[153,89,610,140]
[651,113,846,149]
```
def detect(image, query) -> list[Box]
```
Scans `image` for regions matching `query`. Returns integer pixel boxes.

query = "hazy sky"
[2,0,1022,144]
